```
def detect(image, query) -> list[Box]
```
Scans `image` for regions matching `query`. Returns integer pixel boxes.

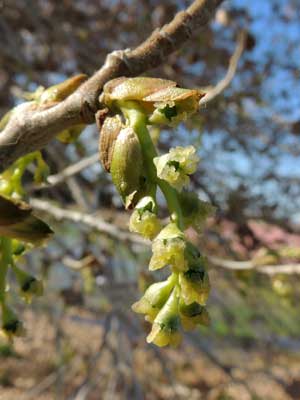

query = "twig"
[30,153,99,190]
[0,0,224,171]
[30,197,300,275]
[199,30,246,105]
[30,198,147,246]
[45,143,91,211]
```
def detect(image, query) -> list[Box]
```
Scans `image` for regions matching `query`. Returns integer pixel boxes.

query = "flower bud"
[12,265,43,303]
[38,74,87,104]
[146,288,181,347]
[1,303,26,340]
[32,151,50,184]
[129,196,161,239]
[154,146,199,191]
[179,300,210,331]
[56,124,85,144]
[149,223,187,271]
[0,195,53,245]
[11,240,26,256]
[110,127,149,209]
[132,274,175,322]
[179,256,210,305]
[179,191,215,232]
[98,115,123,172]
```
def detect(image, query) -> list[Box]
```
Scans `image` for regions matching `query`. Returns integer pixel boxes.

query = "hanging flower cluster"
[0,76,89,339]
[0,161,53,339]
[98,77,214,347]
[0,75,214,346]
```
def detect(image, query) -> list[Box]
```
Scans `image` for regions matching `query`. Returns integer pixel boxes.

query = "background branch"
[207,255,300,275]
[0,0,224,172]
[199,30,246,105]
[30,198,147,246]
[29,153,100,191]
[30,198,300,275]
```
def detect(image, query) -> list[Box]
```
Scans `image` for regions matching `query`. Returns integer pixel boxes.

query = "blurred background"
[1,0,300,399]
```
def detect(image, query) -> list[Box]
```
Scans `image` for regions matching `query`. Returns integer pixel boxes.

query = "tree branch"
[207,255,300,275]
[30,198,147,246]
[31,198,300,275]
[0,0,224,172]
[199,30,246,105]
[28,153,100,191]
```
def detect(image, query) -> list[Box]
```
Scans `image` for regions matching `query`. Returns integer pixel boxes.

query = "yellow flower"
[12,264,43,304]
[179,259,210,306]
[129,196,162,239]
[132,274,175,323]
[179,300,210,331]
[146,288,182,347]
[178,191,215,232]
[1,303,26,340]
[154,146,199,191]
[145,86,204,126]
[149,223,186,271]
[129,210,161,239]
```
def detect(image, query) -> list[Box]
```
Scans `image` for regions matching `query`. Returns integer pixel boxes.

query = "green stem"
[119,101,184,229]
[120,102,157,181]
[0,237,12,303]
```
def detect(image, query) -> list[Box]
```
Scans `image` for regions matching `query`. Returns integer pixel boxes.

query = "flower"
[1,303,26,340]
[178,191,215,232]
[179,261,210,306]
[132,274,175,322]
[179,300,210,331]
[12,264,43,303]
[178,245,210,305]
[149,223,186,271]
[129,196,162,239]
[154,146,199,191]
[147,86,203,126]
[129,210,161,240]
[146,288,181,347]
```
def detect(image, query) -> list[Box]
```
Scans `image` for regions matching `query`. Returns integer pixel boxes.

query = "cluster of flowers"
[99,77,214,346]
[0,155,52,340]
[0,75,88,339]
